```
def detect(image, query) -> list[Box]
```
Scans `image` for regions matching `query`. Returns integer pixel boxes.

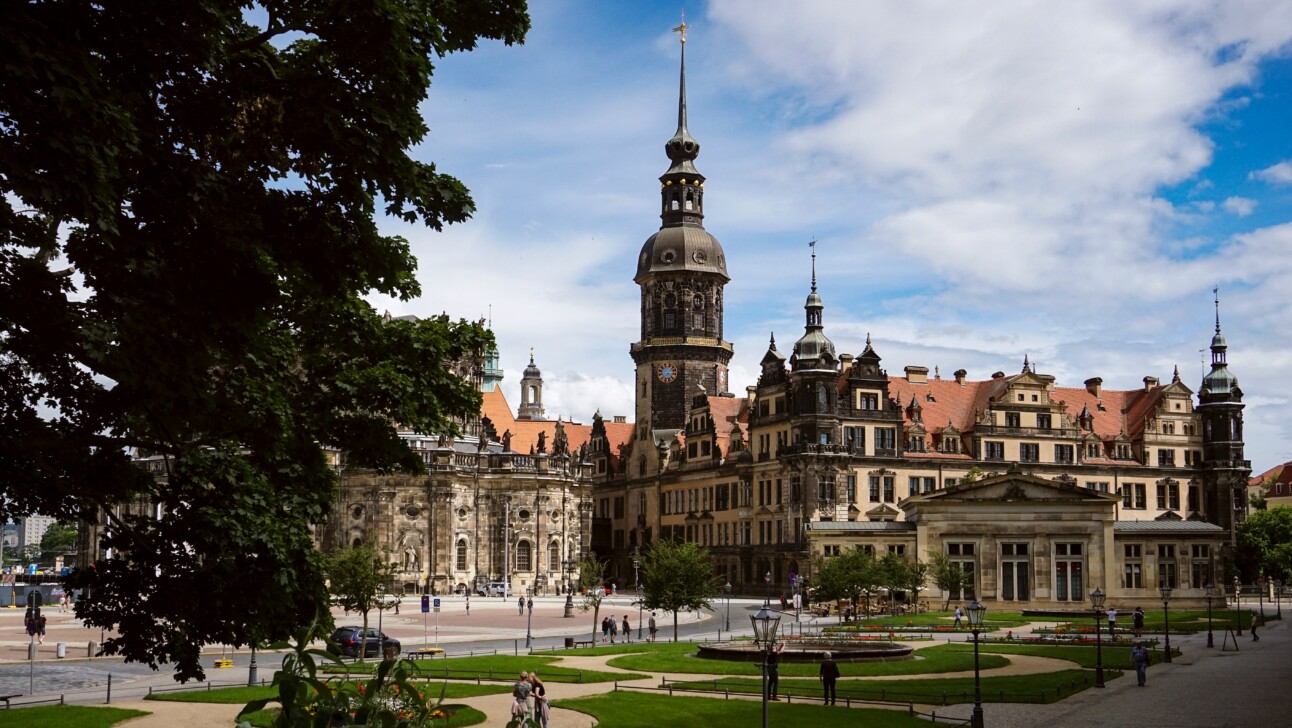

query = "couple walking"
[601,614,632,643]
[512,671,550,728]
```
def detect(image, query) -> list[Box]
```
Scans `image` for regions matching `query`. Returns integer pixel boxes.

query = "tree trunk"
[359,609,369,664]
[673,611,679,642]
[591,605,600,645]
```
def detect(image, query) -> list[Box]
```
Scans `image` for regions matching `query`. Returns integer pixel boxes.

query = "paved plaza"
[0,595,1287,727]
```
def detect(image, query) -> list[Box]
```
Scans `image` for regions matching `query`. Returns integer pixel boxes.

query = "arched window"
[517,541,532,571]
[455,539,468,571]
[549,542,559,572]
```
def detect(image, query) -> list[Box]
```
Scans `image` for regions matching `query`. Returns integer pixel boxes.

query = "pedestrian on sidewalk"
[610,614,619,644]
[953,605,964,629]
[1107,607,1118,637]
[767,642,784,700]
[1130,641,1150,686]
[622,615,631,643]
[512,672,533,720]
[1251,610,1260,641]
[648,613,658,642]
[1132,607,1145,638]
[529,673,550,728]
[819,650,840,705]
[465,595,470,616]
[601,616,610,643]
[518,595,525,615]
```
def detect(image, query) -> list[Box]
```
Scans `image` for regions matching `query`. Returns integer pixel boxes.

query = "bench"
[0,694,23,708]
[409,647,444,659]
[572,640,593,649]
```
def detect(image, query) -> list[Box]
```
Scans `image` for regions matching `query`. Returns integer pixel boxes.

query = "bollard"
[56,642,66,659]
[88,640,98,657]
[579,670,584,683]
[106,674,112,704]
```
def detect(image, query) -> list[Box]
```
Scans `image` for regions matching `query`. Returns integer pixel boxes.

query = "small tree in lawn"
[641,539,717,642]
[877,552,911,615]
[929,550,966,611]
[576,553,608,645]
[906,557,931,612]
[326,544,391,663]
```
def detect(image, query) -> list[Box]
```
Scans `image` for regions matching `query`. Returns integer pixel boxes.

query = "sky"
[366,0,1292,472]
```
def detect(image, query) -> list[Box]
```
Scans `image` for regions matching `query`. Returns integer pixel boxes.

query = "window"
[907,435,926,452]
[1054,542,1084,601]
[844,426,865,450]
[1020,443,1040,462]
[1163,422,1175,435]
[614,497,625,519]
[1168,483,1179,510]
[859,393,879,410]
[1123,482,1146,509]
[1005,412,1021,428]
[1158,449,1175,467]
[1054,444,1074,463]
[869,476,880,502]
[946,543,977,601]
[1158,544,1177,588]
[909,476,921,499]
[548,542,559,572]
[883,476,895,503]
[985,441,1005,460]
[887,544,906,556]
[823,545,841,557]
[1156,483,1167,510]
[1116,444,1131,459]
[1191,545,1211,588]
[716,484,729,511]
[846,475,857,503]
[1123,544,1142,588]
[516,541,532,571]
[456,539,468,571]
[1187,484,1199,512]
[1086,443,1101,458]
[817,474,835,502]
[1001,543,1031,601]
[941,435,960,454]
[876,428,897,452]
[1037,414,1052,429]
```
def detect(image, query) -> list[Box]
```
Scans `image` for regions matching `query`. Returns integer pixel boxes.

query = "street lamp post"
[724,581,733,633]
[1159,583,1173,663]
[1204,583,1215,648]
[632,547,643,641]
[1090,587,1106,688]
[525,589,534,649]
[967,600,986,728]
[1233,577,1243,633]
[1276,579,1283,620]
[1257,575,1265,623]
[751,600,781,728]
[562,558,575,618]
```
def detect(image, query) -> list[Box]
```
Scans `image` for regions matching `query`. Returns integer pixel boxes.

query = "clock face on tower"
[657,362,678,383]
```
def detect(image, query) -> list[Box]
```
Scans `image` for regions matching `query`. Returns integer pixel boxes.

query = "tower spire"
[1214,285,1221,334]
[809,239,817,293]
[673,13,688,133]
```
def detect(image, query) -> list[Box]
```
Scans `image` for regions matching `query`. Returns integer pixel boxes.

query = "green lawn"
[830,610,1034,630]
[556,690,931,728]
[932,641,1171,668]
[239,703,486,728]
[0,705,149,728]
[320,654,647,683]
[599,641,1009,677]
[667,667,1113,705]
[146,681,511,703]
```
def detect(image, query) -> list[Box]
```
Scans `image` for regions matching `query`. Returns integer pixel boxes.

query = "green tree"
[1238,506,1292,582]
[929,550,967,610]
[905,557,931,611]
[39,522,78,563]
[810,547,878,617]
[641,539,717,642]
[326,544,396,663]
[2,2,528,681]
[961,466,984,484]
[575,553,608,645]
[877,552,911,615]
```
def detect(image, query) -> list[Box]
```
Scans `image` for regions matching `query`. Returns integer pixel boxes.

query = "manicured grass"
[932,641,1171,668]
[601,641,1009,677]
[320,654,647,683]
[240,703,486,728]
[836,610,1034,630]
[556,689,931,727]
[146,681,511,703]
[667,667,1114,705]
[0,705,149,727]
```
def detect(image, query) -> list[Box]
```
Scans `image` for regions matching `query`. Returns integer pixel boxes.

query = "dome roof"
[792,329,837,365]
[1202,366,1236,396]
[522,354,541,379]
[635,225,729,282]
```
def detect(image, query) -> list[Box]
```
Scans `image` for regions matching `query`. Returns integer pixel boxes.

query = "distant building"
[17,515,57,548]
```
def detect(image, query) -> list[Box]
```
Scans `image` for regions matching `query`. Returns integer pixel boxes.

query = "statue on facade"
[537,430,547,454]
[501,429,513,451]
[552,421,569,456]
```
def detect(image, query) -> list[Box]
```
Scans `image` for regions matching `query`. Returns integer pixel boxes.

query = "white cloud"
[1222,196,1257,216]
[1250,160,1292,185]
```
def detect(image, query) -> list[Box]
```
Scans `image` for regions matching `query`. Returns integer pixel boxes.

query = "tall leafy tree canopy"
[640,539,716,642]
[1238,506,1292,582]
[0,0,528,680]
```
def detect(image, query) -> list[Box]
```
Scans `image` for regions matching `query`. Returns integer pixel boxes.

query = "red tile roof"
[479,388,633,457]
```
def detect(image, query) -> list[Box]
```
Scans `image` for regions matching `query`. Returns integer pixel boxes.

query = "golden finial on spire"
[673,11,688,44]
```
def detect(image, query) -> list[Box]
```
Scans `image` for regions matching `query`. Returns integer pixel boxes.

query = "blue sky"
[367,1,1292,472]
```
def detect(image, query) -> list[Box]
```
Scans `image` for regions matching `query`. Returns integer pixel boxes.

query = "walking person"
[622,614,632,643]
[610,613,619,644]
[819,650,840,705]
[512,672,533,720]
[518,595,525,616]
[767,642,784,700]
[1130,641,1150,686]
[1107,607,1118,637]
[953,605,964,629]
[1132,607,1145,638]
[1251,610,1260,641]
[529,673,550,728]
[648,613,658,642]
[601,616,610,643]
[465,595,470,616]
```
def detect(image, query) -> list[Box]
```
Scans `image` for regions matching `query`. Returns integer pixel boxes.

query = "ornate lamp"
[1090,587,1106,688]
[1158,583,1173,662]
[751,599,781,728]
[966,600,986,728]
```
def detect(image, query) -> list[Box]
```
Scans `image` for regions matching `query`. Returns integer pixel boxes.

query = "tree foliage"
[810,547,879,609]
[575,552,607,644]
[326,544,396,663]
[1,1,529,680]
[640,539,717,642]
[1238,505,1292,582]
[39,522,78,563]
[929,550,967,610]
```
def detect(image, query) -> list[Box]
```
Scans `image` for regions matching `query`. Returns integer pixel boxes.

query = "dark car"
[329,626,401,659]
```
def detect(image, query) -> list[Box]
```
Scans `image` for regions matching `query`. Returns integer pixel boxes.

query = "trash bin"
[56,642,66,658]
[564,637,575,649]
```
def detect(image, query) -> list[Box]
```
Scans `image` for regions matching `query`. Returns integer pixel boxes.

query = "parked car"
[328,626,401,659]
[477,581,507,597]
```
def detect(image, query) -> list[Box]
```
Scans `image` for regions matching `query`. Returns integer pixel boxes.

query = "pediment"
[866,503,901,517]
[914,471,1116,502]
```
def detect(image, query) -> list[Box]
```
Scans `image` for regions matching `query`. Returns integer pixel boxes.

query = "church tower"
[518,350,545,421]
[630,22,732,435]
[1197,292,1250,545]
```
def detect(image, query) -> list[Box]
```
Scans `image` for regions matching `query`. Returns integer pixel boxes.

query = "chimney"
[746,385,757,405]
[991,371,1006,379]
[840,353,854,369]
[904,365,929,384]
[954,369,967,385]
[613,415,626,424]
[1143,376,1159,391]
[1084,377,1102,398]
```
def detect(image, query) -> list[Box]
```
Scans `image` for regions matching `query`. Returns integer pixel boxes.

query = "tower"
[1197,291,1250,544]
[788,243,840,446]
[518,349,545,421]
[630,22,732,435]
